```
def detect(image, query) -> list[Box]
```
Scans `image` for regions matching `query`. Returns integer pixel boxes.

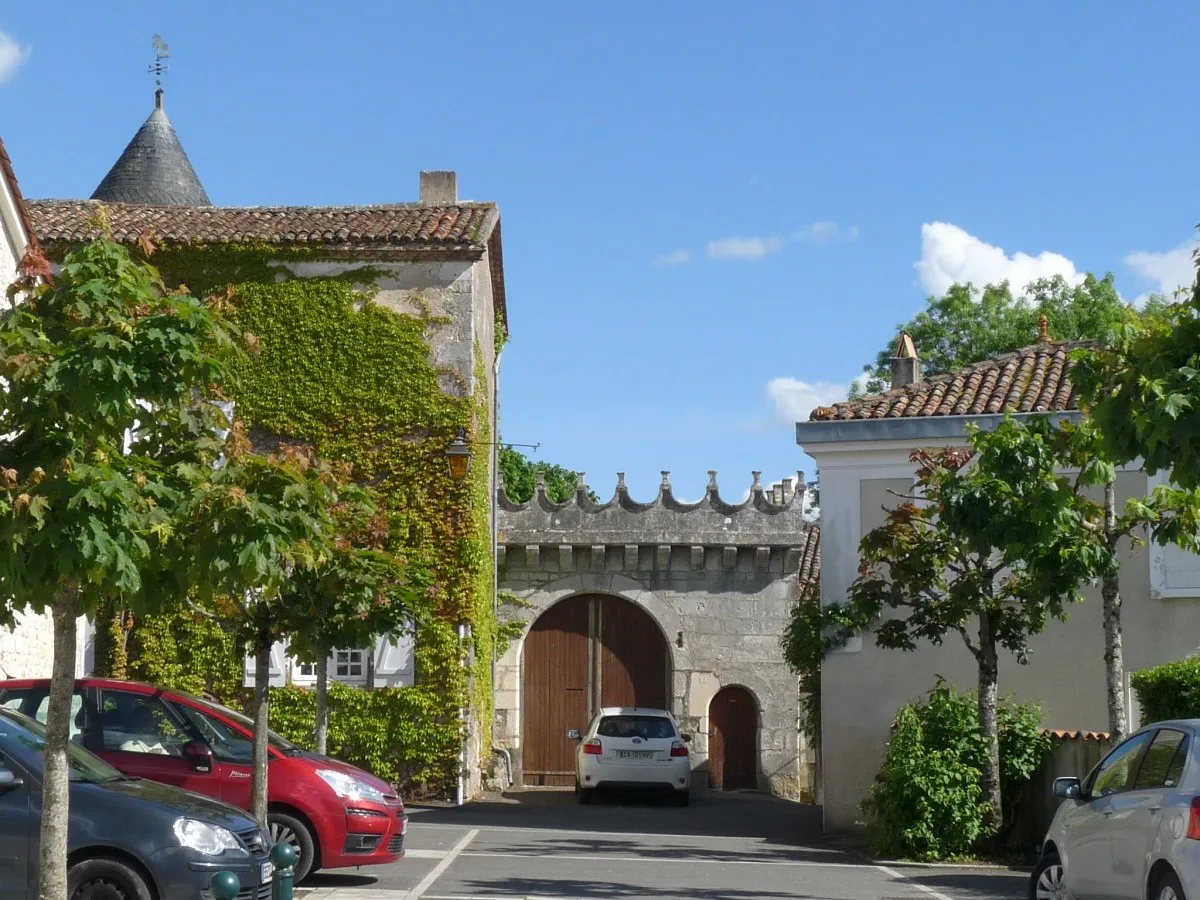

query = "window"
[1091,731,1154,798]
[596,715,677,740]
[335,649,366,680]
[98,690,188,757]
[2,690,91,747]
[168,701,253,764]
[298,662,316,677]
[1134,730,1190,790]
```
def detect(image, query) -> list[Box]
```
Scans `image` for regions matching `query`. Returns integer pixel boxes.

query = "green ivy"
[861,679,1051,861]
[270,681,460,788]
[85,244,499,797]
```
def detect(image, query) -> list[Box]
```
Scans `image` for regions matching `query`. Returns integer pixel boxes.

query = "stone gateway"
[496,469,820,799]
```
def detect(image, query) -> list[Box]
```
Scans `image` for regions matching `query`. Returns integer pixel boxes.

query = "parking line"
[876,864,957,900]
[460,850,881,869]
[410,821,846,849]
[406,829,479,900]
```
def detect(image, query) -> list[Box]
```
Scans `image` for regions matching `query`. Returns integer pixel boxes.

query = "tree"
[0,233,235,900]
[851,274,1160,396]
[282,494,424,756]
[180,434,350,825]
[499,445,587,503]
[1071,261,1200,739]
[836,417,1113,836]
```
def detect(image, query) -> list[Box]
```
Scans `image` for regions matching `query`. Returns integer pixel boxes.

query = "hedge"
[1131,655,1200,723]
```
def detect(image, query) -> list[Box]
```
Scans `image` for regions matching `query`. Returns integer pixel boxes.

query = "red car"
[0,677,407,882]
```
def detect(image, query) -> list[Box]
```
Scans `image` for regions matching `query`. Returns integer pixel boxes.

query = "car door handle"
[1150,805,1163,813]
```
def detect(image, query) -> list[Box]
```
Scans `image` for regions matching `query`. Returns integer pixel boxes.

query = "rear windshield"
[597,715,676,740]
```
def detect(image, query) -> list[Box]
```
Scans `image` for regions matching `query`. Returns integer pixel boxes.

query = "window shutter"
[372,633,414,687]
[243,641,290,688]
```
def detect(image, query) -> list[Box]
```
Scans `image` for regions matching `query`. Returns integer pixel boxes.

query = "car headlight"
[172,818,246,856]
[316,768,387,803]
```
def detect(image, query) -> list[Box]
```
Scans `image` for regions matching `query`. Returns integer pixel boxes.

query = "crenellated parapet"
[499,470,811,575]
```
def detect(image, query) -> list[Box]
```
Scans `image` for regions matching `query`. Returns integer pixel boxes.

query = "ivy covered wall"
[70,241,503,798]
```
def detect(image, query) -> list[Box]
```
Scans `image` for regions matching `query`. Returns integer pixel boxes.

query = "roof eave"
[796,410,1083,446]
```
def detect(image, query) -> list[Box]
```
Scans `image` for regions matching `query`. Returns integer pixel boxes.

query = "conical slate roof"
[91,90,210,206]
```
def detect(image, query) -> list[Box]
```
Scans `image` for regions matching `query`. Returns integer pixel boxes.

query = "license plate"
[261,862,274,884]
[618,750,654,759]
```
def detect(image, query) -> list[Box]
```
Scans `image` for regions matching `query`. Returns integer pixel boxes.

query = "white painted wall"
[808,438,1200,832]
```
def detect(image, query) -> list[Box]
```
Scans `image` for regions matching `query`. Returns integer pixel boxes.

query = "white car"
[1032,719,1199,900]
[569,707,692,805]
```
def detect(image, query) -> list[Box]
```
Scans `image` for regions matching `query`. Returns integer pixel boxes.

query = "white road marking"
[409,820,846,849]
[460,850,881,869]
[406,829,479,899]
[877,864,959,900]
[403,850,449,859]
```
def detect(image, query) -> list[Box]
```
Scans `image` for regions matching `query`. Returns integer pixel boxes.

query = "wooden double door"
[522,594,669,786]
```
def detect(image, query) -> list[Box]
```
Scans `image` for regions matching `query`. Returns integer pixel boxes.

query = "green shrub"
[862,679,1052,861]
[1131,656,1200,723]
[268,682,460,793]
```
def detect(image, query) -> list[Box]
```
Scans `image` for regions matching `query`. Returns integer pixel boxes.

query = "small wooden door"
[709,686,758,790]
[522,594,670,786]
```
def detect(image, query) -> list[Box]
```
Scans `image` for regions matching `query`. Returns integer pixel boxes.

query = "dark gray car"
[0,707,274,900]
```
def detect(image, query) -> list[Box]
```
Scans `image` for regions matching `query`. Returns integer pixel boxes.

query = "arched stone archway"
[521,593,670,786]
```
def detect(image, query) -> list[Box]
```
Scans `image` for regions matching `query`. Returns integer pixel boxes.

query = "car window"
[596,715,676,739]
[1134,729,1190,790]
[4,689,92,748]
[1092,731,1154,797]
[0,709,123,784]
[167,700,253,763]
[98,690,189,757]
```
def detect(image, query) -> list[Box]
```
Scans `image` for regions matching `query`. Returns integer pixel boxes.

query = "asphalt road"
[302,790,1030,900]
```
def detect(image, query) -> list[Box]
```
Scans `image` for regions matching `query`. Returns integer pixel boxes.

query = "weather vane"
[148,34,170,87]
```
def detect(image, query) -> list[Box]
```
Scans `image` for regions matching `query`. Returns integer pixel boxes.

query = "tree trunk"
[38,599,78,900]
[1102,477,1128,743]
[251,636,271,826]
[314,653,329,756]
[976,611,1003,837]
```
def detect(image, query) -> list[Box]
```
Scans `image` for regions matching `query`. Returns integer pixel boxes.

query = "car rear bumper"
[580,759,691,791]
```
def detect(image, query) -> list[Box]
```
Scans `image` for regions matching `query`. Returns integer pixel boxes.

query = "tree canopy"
[500,445,588,503]
[852,274,1165,396]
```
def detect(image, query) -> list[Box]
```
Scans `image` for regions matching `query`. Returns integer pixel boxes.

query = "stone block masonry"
[496,469,819,800]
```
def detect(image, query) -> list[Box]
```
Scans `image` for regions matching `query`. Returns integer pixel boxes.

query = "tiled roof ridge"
[810,338,1097,422]
[31,197,500,212]
[0,137,39,253]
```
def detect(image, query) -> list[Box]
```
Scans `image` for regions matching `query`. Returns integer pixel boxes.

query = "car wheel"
[269,810,318,882]
[68,857,153,900]
[1028,850,1065,900]
[1154,868,1186,900]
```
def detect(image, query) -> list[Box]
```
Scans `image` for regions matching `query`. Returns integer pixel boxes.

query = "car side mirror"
[1053,776,1082,800]
[681,733,692,743]
[0,768,24,790]
[182,740,215,773]
[567,729,582,741]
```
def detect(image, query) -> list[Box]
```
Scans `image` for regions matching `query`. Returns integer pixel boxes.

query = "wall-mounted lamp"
[445,428,473,482]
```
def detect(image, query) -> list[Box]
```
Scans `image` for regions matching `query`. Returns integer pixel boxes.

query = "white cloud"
[793,220,860,244]
[652,249,692,266]
[1125,240,1197,304]
[766,376,851,425]
[915,222,1084,298]
[0,31,30,84]
[707,235,785,261]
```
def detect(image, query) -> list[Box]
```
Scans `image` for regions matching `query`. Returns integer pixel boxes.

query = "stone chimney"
[419,170,457,204]
[890,331,921,389]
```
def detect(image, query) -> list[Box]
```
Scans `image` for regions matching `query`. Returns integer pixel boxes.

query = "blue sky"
[2,3,1197,505]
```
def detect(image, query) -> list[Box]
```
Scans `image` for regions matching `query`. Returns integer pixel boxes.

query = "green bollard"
[270,841,298,900]
[211,871,240,900]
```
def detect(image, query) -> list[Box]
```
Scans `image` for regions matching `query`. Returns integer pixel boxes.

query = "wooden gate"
[522,594,669,786]
[709,685,758,790]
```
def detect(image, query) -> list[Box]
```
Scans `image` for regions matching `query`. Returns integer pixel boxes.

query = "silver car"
[1032,720,1199,900]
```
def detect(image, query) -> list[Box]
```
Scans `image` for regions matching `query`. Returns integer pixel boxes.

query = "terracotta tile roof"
[809,340,1091,422]
[797,523,820,588]
[1045,729,1111,741]
[0,138,39,252]
[27,199,500,252]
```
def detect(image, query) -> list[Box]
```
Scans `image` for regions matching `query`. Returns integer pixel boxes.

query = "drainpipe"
[490,343,513,787]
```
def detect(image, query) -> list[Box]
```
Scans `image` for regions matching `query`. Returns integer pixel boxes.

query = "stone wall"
[0,610,93,680]
[496,470,818,798]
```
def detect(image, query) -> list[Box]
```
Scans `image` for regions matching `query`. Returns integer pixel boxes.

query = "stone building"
[496,470,820,798]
